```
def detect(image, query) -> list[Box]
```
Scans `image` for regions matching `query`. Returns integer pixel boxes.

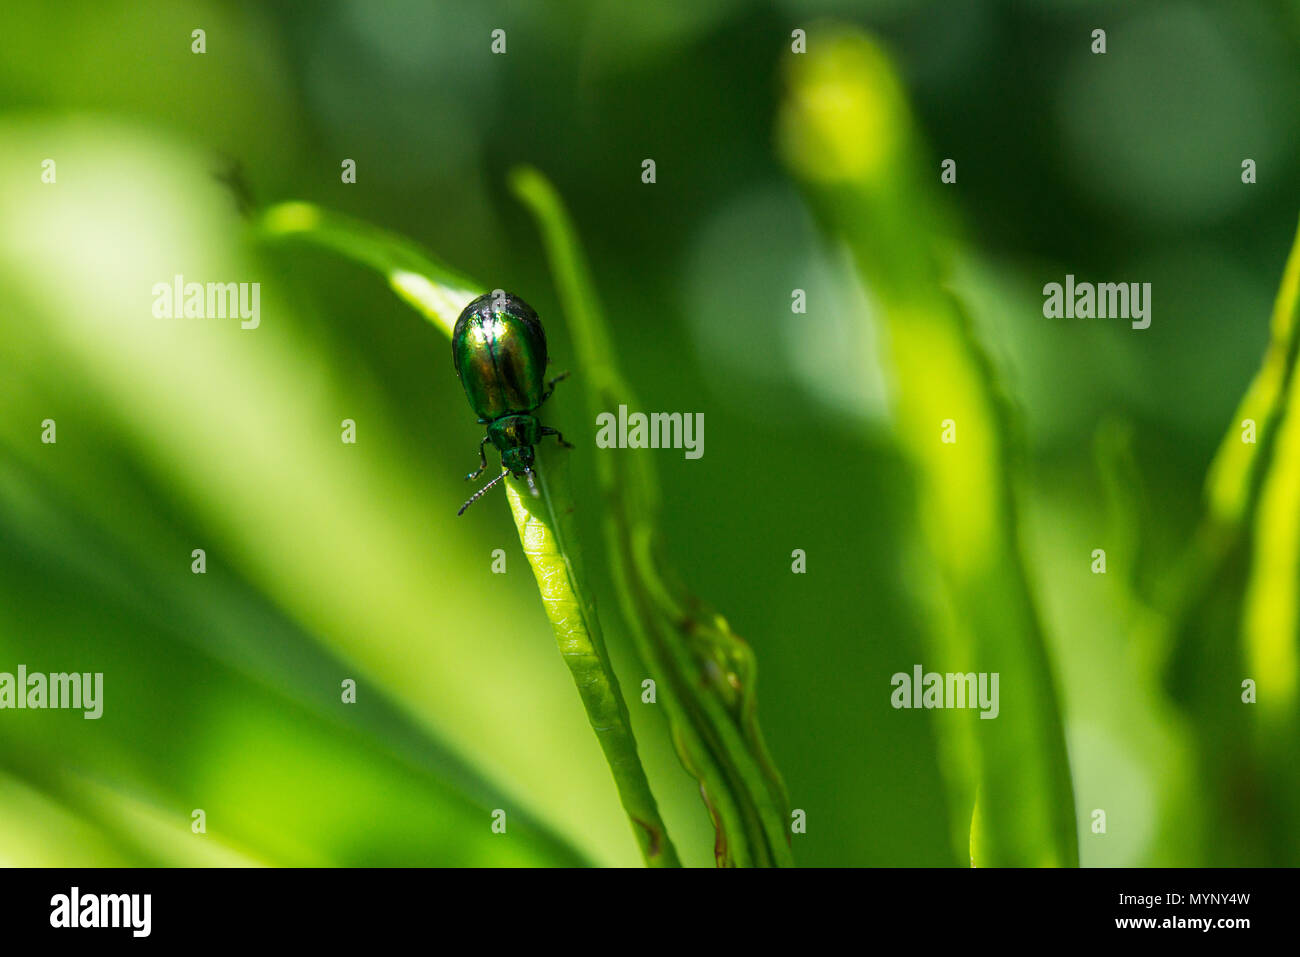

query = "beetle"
[452,291,572,515]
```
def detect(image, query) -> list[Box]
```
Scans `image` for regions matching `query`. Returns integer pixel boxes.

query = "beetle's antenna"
[458,469,510,516]
[524,468,539,497]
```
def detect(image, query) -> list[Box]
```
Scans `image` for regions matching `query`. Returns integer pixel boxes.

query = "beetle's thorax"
[488,414,540,452]
[489,415,539,477]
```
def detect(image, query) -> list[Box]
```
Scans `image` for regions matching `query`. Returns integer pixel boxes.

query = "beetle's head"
[502,446,538,495]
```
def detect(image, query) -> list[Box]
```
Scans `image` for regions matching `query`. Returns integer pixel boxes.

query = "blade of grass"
[255,201,680,866]
[1162,215,1300,864]
[777,26,1078,866]
[510,166,795,867]
[1205,216,1300,724]
[505,447,676,864]
[0,445,590,867]
[259,201,481,337]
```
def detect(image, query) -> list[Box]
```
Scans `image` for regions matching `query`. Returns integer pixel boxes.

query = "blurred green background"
[1,0,1298,867]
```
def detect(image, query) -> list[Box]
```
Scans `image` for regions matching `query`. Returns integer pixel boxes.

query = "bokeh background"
[1,0,1298,867]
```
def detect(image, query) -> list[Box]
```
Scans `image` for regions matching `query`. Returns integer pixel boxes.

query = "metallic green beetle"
[452,291,571,515]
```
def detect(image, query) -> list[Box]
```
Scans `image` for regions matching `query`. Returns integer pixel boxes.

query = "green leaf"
[256,201,680,867]
[510,166,795,867]
[257,201,481,337]
[0,120,595,869]
[1163,215,1300,864]
[506,450,678,865]
[1205,216,1300,721]
[777,26,1078,867]
[0,449,585,868]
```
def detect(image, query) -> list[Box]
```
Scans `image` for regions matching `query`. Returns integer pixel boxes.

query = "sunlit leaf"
[1164,216,1300,864]
[778,26,1078,867]
[257,200,680,866]
[511,166,795,867]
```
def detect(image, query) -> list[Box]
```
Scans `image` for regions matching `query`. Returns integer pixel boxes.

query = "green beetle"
[452,291,571,515]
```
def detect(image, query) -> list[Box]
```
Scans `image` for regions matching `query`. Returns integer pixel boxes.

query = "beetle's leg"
[540,426,574,449]
[465,435,491,481]
[538,370,570,406]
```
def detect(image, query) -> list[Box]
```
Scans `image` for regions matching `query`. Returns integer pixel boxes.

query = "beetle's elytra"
[452,291,571,515]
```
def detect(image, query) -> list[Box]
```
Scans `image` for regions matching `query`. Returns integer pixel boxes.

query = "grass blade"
[258,201,480,337]
[777,26,1078,866]
[510,167,795,867]
[1164,215,1300,864]
[256,201,680,866]
[506,449,678,865]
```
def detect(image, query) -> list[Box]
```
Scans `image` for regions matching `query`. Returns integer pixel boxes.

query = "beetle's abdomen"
[452,293,548,421]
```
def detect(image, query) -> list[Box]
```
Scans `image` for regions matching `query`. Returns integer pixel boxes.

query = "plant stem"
[510,167,794,866]
[506,447,680,867]
[257,200,680,867]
